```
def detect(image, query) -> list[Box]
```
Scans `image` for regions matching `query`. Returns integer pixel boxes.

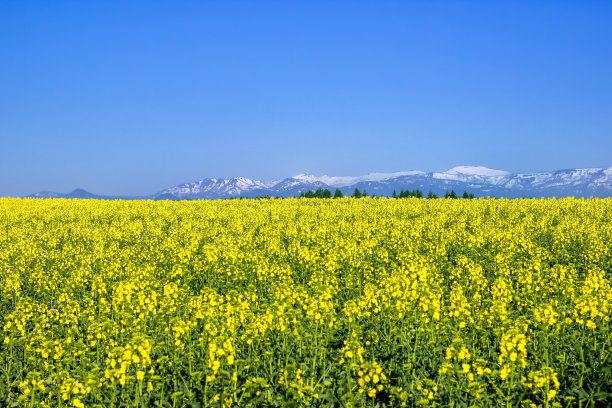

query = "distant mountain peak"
[24,165,612,200]
[288,171,427,188]
[445,166,511,177]
[291,174,320,182]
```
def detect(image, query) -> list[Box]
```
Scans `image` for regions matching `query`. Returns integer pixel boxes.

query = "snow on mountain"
[433,166,511,185]
[24,165,612,199]
[289,174,324,185]
[159,177,270,198]
[446,166,511,177]
[549,168,607,186]
[505,168,603,188]
[593,167,612,185]
[288,171,426,187]
[153,166,612,199]
[272,175,329,192]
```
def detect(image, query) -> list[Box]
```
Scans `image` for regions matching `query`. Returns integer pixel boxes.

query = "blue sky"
[1,1,611,196]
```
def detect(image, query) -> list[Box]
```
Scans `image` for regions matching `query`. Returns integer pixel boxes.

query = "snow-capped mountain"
[283,171,428,188]
[433,166,511,185]
[158,177,273,199]
[24,166,612,199]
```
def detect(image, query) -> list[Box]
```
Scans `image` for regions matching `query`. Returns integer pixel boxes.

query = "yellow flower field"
[1,197,611,407]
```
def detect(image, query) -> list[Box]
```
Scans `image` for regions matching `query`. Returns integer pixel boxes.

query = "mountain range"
[25,166,612,200]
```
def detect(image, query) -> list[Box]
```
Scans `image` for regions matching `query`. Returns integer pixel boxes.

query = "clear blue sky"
[1,1,611,196]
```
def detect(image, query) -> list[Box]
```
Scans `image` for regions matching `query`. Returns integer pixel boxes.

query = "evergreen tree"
[416,189,423,198]
[362,190,368,197]
[450,190,457,199]
[322,188,332,198]
[352,188,362,198]
[469,193,475,199]
[463,191,469,199]
[299,191,305,198]
[333,189,343,198]
[444,191,450,198]
[399,189,406,198]
[313,188,323,198]
[392,190,398,199]
[305,190,314,198]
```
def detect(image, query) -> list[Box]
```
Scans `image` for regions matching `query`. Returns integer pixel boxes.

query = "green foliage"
[444,190,459,199]
[300,188,333,199]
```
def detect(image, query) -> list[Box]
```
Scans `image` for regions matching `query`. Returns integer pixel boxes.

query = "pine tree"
[392,190,398,199]
[352,188,362,198]
[362,190,368,197]
[469,193,475,199]
[450,190,457,199]
[463,191,469,199]
[416,189,423,198]
[333,189,343,198]
[322,188,332,198]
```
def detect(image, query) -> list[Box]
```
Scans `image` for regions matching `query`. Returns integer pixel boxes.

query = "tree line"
[298,188,476,199]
